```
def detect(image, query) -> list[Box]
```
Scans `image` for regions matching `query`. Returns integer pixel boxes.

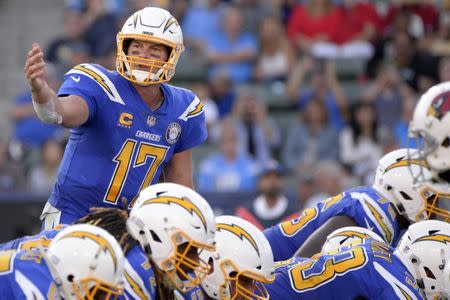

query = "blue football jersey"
[266,240,424,300]
[49,63,207,218]
[264,186,402,261]
[0,225,66,252]
[0,228,158,299]
[122,244,158,299]
[0,249,57,299]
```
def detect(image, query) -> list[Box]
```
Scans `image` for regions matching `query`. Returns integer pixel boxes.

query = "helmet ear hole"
[441,137,450,148]
[67,274,74,282]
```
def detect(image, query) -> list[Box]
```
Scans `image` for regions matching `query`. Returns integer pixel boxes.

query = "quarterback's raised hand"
[24,43,47,96]
[23,43,89,128]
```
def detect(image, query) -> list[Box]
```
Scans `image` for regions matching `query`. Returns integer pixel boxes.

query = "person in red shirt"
[335,0,380,45]
[287,0,341,54]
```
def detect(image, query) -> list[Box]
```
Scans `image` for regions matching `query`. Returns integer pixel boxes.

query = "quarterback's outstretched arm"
[24,43,89,128]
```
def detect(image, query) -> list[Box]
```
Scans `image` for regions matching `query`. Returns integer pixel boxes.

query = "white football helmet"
[395,220,450,299]
[321,226,384,254]
[44,224,125,300]
[116,7,184,85]
[200,216,274,300]
[126,183,216,292]
[409,81,450,176]
[373,148,432,222]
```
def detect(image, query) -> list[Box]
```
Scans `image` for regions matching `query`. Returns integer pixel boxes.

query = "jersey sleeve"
[57,64,106,123]
[175,95,208,153]
[263,206,321,261]
[347,190,398,246]
[123,247,157,300]
[372,261,424,300]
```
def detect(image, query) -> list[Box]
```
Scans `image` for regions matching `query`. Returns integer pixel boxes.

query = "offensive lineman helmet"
[373,148,432,222]
[116,7,184,85]
[126,183,216,292]
[200,215,274,299]
[395,220,450,299]
[321,226,384,254]
[44,224,125,300]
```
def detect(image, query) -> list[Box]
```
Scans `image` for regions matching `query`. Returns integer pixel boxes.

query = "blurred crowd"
[2,0,450,228]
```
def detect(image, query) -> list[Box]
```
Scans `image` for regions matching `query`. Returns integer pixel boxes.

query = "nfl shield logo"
[147,115,156,127]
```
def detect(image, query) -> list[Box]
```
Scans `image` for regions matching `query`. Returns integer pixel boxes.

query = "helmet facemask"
[116,33,184,85]
[219,260,271,300]
[72,277,124,300]
[418,186,450,222]
[160,230,214,293]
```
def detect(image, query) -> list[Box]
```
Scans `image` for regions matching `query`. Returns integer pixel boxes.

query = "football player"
[264,148,433,260]
[408,81,450,222]
[24,7,207,228]
[198,215,275,300]
[395,220,450,299]
[409,81,450,182]
[0,224,125,299]
[126,182,216,298]
[0,208,153,299]
[0,183,216,299]
[266,220,450,299]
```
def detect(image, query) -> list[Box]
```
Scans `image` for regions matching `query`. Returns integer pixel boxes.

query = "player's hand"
[24,43,47,95]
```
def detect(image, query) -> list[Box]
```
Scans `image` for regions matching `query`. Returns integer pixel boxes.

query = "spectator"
[0,141,25,191]
[282,99,339,174]
[10,64,66,150]
[287,56,347,130]
[294,173,316,211]
[287,0,341,55]
[66,0,126,16]
[45,10,86,68]
[390,31,438,93]
[206,5,258,83]
[80,0,119,58]
[330,0,378,59]
[339,102,382,183]
[209,71,236,119]
[429,11,450,56]
[197,119,260,192]
[235,160,296,230]
[254,15,295,83]
[394,87,417,148]
[304,160,346,208]
[182,0,224,53]
[235,0,266,34]
[28,140,64,193]
[231,89,280,164]
[362,64,403,128]
[381,1,439,38]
